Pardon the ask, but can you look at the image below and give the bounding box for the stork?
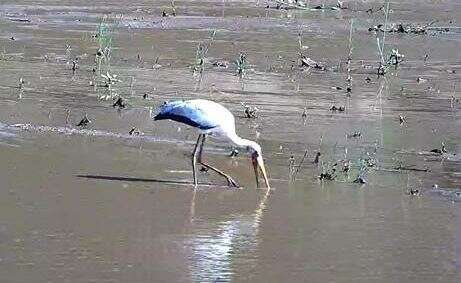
[154,99,270,189]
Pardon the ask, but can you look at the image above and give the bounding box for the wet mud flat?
[0,0,460,282]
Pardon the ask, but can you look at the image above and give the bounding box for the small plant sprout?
[153,56,162,69]
[235,52,248,76]
[192,30,217,75]
[353,157,369,184]
[399,114,406,125]
[302,107,308,119]
[374,1,406,75]
[17,77,25,99]
[336,0,345,9]
[101,71,121,87]
[192,44,206,75]
[342,159,351,173]
[387,48,405,66]
[297,31,309,50]
[162,0,177,17]
[72,59,79,73]
[171,0,177,15]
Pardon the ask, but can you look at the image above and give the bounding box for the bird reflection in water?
[185,188,271,282]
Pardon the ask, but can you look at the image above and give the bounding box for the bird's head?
[245,141,270,189]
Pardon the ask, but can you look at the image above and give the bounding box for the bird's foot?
[226,177,240,188]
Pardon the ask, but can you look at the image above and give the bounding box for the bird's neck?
[227,132,255,148]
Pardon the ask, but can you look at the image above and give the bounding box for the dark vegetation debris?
[242,103,259,118]
[113,97,126,109]
[77,114,91,127]
[407,188,421,196]
[319,172,335,181]
[299,54,326,70]
[330,105,345,112]
[347,131,362,139]
[301,107,308,119]
[313,152,321,164]
[353,177,366,184]
[429,142,447,155]
[129,127,142,135]
[368,21,440,35]
[229,149,239,157]
[212,60,229,68]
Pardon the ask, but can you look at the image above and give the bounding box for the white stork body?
[177,99,236,137]
[154,99,270,188]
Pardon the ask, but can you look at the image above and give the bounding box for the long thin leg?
[198,135,239,187]
[191,134,203,188]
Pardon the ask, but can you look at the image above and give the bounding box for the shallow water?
[0,1,460,282]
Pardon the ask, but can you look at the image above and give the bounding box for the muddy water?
[0,0,460,282]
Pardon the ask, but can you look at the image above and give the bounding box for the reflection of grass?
[0,46,5,61]
[95,17,113,75]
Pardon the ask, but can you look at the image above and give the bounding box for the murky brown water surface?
[1,1,460,282]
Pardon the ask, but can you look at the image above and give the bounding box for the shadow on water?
[76,174,196,185]
[75,174,239,189]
